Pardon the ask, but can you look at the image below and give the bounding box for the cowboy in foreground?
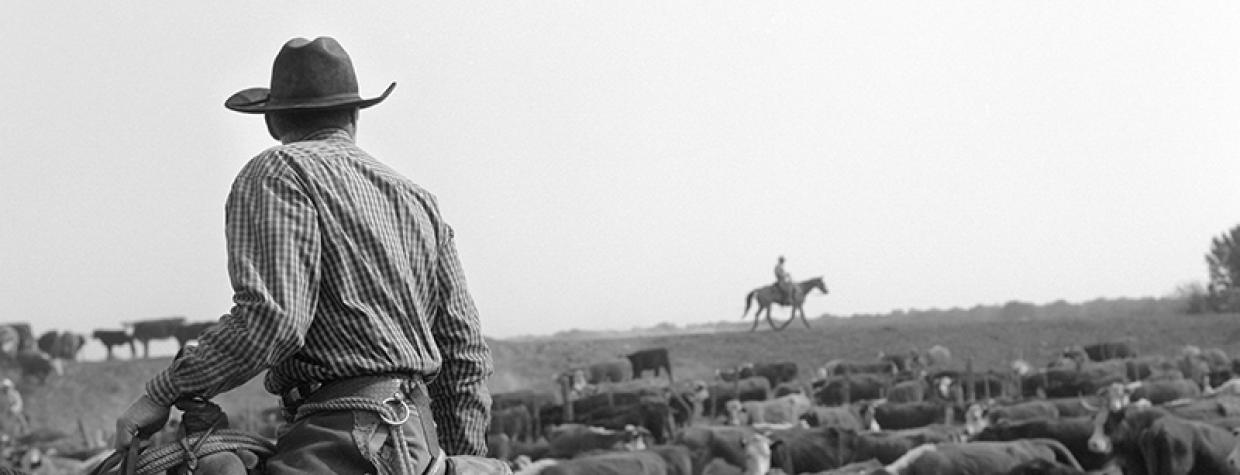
[113,37,497,474]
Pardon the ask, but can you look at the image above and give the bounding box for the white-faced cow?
[1089,404,1236,474]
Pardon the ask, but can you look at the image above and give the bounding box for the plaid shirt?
[146,129,494,455]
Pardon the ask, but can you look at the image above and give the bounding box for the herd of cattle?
[491,341,1240,474]
[0,317,214,384]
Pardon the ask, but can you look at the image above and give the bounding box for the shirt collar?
[298,128,354,143]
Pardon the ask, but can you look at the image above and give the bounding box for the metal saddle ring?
[380,392,411,425]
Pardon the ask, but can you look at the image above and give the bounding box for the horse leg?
[750,306,762,332]
[766,306,780,331]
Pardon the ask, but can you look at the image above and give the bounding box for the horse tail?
[743,290,756,318]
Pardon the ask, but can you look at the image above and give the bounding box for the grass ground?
[14,310,1240,472]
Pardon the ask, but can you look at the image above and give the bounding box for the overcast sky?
[4,2,1240,359]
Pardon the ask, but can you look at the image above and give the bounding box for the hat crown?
[268,37,361,106]
[224,36,394,113]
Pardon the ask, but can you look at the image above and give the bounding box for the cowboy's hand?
[113,395,170,451]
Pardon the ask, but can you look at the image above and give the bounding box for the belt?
[279,372,426,421]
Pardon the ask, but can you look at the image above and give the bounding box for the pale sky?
[4,2,1240,359]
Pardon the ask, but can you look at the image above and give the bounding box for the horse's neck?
[798,279,818,291]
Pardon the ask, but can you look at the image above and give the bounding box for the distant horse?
[742,277,829,331]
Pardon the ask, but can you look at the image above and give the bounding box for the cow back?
[131,317,187,340]
[648,445,692,475]
[973,417,1107,471]
[541,450,667,475]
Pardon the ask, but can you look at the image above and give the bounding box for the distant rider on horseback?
[774,255,794,303]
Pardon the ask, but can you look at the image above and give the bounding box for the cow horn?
[1079,397,1099,412]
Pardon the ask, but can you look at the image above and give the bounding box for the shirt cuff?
[145,370,179,407]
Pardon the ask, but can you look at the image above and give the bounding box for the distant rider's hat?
[225,36,395,113]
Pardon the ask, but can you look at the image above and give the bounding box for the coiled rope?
[89,430,275,475]
[132,430,275,475]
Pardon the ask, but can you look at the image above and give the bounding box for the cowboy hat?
[225,36,395,113]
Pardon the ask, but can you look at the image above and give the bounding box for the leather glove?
[113,395,171,451]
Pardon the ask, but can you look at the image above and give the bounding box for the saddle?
[90,398,273,475]
[772,282,799,304]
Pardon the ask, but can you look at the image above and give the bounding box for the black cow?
[36,331,86,360]
[871,440,1083,475]
[767,425,936,473]
[1156,394,1240,425]
[974,400,1062,427]
[888,378,931,403]
[129,317,186,358]
[626,348,672,382]
[489,405,532,443]
[813,373,891,406]
[972,417,1109,471]
[1043,397,1099,419]
[740,361,799,387]
[16,350,58,384]
[1125,355,1181,381]
[824,359,898,377]
[672,425,753,475]
[704,377,771,416]
[878,350,922,373]
[172,321,215,349]
[494,390,556,441]
[1129,379,1202,405]
[716,361,798,387]
[1005,458,1087,475]
[538,387,663,433]
[585,360,631,384]
[91,329,135,360]
[577,400,675,444]
[866,401,959,431]
[1021,366,1124,398]
[5,323,34,352]
[647,444,693,475]
[1089,405,1236,474]
[544,423,645,459]
[1082,340,1137,361]
[800,405,867,430]
[929,370,1008,401]
[540,449,667,475]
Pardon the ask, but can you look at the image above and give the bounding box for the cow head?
[1100,382,1133,412]
[724,399,745,426]
[1087,396,1153,456]
[933,376,954,400]
[620,424,647,451]
[571,369,587,393]
[964,403,989,436]
[1010,359,1033,376]
[743,432,772,475]
[857,399,884,431]
[815,367,829,381]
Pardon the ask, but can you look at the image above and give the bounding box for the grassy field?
[14,310,1240,463]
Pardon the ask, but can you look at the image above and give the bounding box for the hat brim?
[225,82,396,114]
